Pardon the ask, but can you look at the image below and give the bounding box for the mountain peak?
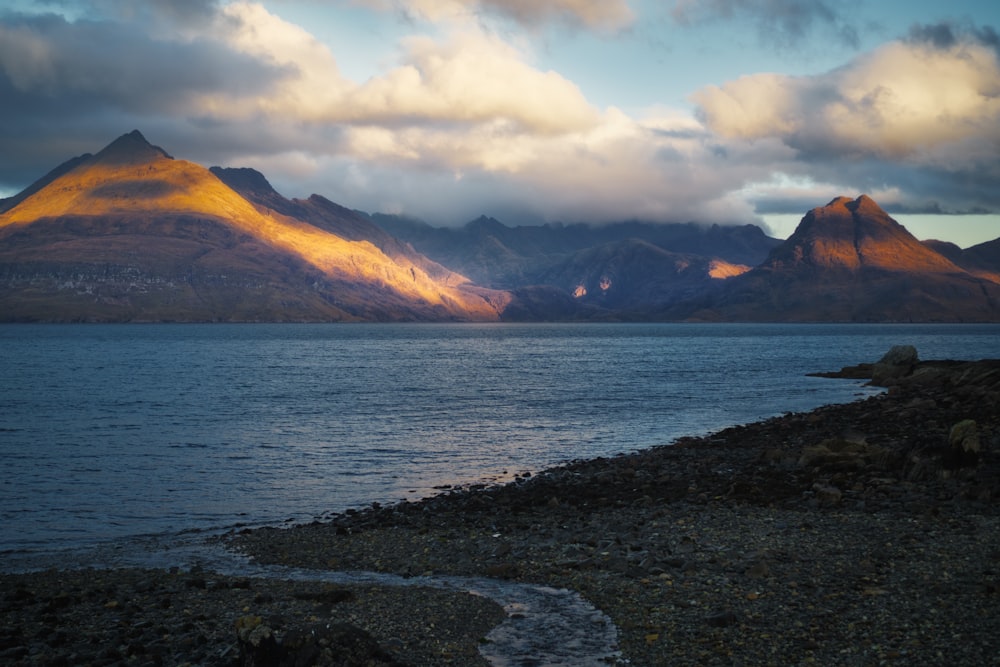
[767,195,959,273]
[844,194,885,216]
[93,130,173,166]
[822,194,884,216]
[826,195,855,208]
[211,167,280,198]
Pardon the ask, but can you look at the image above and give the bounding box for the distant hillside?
[924,237,1000,284]
[372,213,780,319]
[669,196,1000,322]
[374,214,778,289]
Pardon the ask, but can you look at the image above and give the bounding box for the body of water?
[2,322,998,567]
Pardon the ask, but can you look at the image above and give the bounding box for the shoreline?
[3,353,999,665]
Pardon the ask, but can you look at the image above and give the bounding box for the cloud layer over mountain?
[1,1,997,243]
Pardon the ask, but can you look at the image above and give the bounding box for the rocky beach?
[3,348,999,666]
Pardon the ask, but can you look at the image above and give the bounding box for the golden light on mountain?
[0,131,505,321]
[775,195,963,274]
[708,259,751,279]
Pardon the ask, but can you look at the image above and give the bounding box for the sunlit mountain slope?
[0,131,507,322]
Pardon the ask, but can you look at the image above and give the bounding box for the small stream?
[2,529,622,666]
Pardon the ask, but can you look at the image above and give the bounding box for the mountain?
[3,134,997,322]
[374,214,778,289]
[372,212,775,320]
[923,237,1000,285]
[670,196,1000,322]
[209,167,464,288]
[0,131,508,322]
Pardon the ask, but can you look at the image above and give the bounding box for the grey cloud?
[0,12,285,109]
[33,0,219,25]
[789,158,999,216]
[907,21,1000,58]
[907,22,958,49]
[671,0,860,49]
[651,127,710,140]
[0,10,290,192]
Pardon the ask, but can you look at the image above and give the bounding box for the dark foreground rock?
[0,570,503,666]
[3,352,999,666]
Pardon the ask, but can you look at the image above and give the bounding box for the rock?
[236,615,405,667]
[871,345,918,385]
[705,610,738,627]
[879,345,919,366]
[811,483,842,506]
[949,420,980,454]
[798,439,886,471]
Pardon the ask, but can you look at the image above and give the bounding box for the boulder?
[798,438,887,471]
[871,345,918,386]
[236,615,405,667]
[811,483,843,507]
[949,420,980,454]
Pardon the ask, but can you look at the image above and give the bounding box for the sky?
[1,0,998,247]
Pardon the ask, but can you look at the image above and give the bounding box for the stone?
[871,345,918,385]
[236,616,404,667]
[798,439,886,471]
[745,560,770,579]
[949,420,980,454]
[705,610,738,627]
[811,483,843,506]
[878,345,919,366]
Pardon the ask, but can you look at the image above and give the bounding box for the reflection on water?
[2,322,999,559]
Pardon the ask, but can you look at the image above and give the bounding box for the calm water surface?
[2,322,998,565]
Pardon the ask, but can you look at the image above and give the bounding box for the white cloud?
[344,30,600,132]
[692,35,1000,166]
[200,3,600,134]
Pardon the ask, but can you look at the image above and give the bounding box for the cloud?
[355,0,635,31]
[0,7,288,184]
[670,0,859,48]
[5,1,994,236]
[0,14,281,110]
[299,108,793,225]
[0,1,752,225]
[907,21,1000,53]
[692,26,1000,212]
[345,31,601,133]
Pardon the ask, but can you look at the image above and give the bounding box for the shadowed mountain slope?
[372,213,773,320]
[924,237,1000,285]
[374,214,777,289]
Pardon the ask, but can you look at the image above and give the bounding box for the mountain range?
[2,131,998,322]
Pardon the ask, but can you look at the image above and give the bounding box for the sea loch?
[2,322,998,567]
